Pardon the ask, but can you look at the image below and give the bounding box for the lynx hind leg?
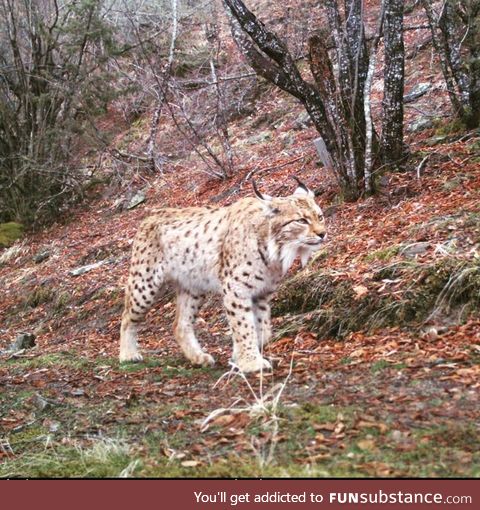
[119,245,164,363]
[120,290,145,363]
[173,292,214,367]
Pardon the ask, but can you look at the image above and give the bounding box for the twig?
[177,72,257,89]
[405,104,449,117]
[416,152,434,179]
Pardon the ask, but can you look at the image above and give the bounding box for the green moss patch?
[0,222,24,247]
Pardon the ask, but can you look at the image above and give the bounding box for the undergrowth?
[274,256,480,338]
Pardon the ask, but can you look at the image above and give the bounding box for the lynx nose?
[317,232,326,240]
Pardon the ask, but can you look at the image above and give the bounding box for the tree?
[112,0,241,179]
[422,0,480,128]
[223,0,406,199]
[382,0,405,169]
[0,0,118,225]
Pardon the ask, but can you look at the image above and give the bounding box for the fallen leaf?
[181,460,200,467]
[353,284,369,299]
[212,414,236,427]
[357,420,388,433]
[357,439,376,451]
[313,423,336,432]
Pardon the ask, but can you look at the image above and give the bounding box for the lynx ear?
[252,179,272,201]
[292,176,314,197]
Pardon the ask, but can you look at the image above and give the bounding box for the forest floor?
[1,2,480,477]
[1,119,479,477]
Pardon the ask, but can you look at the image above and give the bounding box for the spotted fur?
[119,183,326,372]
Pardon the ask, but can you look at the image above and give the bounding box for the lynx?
[119,178,326,373]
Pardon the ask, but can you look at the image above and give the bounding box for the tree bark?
[364,0,386,193]
[422,0,480,127]
[382,0,405,170]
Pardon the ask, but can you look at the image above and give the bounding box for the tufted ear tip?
[252,179,272,201]
[291,176,314,197]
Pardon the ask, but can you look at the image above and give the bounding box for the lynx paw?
[237,356,272,373]
[193,352,215,367]
[119,351,143,363]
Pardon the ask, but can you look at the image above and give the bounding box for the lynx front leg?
[253,297,272,350]
[174,292,214,367]
[224,291,272,373]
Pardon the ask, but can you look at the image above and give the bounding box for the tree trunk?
[145,0,178,172]
[223,0,358,196]
[223,0,405,199]
[422,0,480,128]
[382,0,405,170]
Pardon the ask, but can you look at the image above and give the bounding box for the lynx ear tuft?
[291,176,314,197]
[252,179,272,202]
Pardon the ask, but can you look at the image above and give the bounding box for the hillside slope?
[1,1,479,477]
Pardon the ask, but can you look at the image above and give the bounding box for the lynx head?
[253,177,326,273]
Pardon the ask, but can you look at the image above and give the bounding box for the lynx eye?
[296,218,310,225]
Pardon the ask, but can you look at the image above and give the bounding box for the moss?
[434,118,467,136]
[371,360,390,373]
[365,245,400,262]
[52,291,71,313]
[6,425,49,453]
[24,286,55,308]
[0,222,24,247]
[6,352,90,371]
[296,402,352,424]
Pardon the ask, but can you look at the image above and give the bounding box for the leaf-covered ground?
[1,1,480,478]
[1,127,479,477]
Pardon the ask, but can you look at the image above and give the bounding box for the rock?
[422,327,439,341]
[33,250,50,264]
[33,393,50,411]
[127,190,146,210]
[69,259,109,276]
[313,137,333,168]
[246,131,272,145]
[293,111,313,130]
[10,333,36,351]
[425,135,448,146]
[400,242,431,258]
[408,117,434,133]
[281,133,294,147]
[404,82,431,103]
[391,430,406,443]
